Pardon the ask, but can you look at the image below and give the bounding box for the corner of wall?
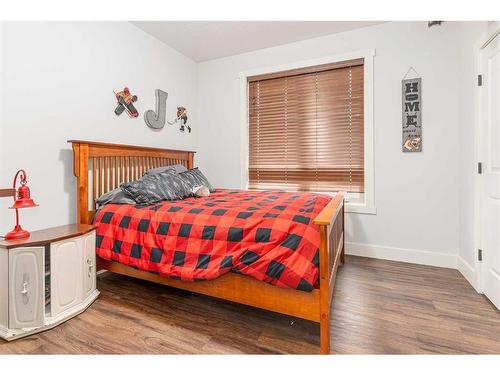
[457,255,480,292]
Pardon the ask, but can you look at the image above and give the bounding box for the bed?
[69,140,345,354]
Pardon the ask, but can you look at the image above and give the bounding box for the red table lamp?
[5,170,38,240]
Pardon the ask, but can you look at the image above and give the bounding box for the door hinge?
[478,249,483,261]
[478,74,483,86]
[478,162,483,174]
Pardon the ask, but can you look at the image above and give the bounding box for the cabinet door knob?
[87,258,94,277]
[21,277,30,304]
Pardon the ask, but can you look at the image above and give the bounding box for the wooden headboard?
[68,140,195,224]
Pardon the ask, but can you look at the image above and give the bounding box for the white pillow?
[192,185,210,197]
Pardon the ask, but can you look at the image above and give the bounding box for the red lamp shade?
[10,184,37,209]
[5,170,38,241]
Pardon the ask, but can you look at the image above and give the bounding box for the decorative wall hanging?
[114,87,138,118]
[402,67,422,152]
[168,106,191,133]
[144,89,168,129]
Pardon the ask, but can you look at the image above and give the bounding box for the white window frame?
[239,49,376,215]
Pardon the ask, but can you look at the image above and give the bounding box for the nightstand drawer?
[8,247,44,329]
[50,237,83,316]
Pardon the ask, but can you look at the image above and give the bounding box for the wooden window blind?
[248,59,364,193]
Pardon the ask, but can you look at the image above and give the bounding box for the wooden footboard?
[314,192,345,354]
[69,140,345,354]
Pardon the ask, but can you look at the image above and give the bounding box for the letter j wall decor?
[402,77,422,152]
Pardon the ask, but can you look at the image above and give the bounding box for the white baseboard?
[457,255,479,292]
[345,242,482,295]
[345,242,457,269]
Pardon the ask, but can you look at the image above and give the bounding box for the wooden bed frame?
[69,140,345,354]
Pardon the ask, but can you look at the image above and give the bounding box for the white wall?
[0,22,198,234]
[197,21,489,268]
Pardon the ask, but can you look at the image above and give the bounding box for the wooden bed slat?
[104,157,109,193]
[92,158,97,209]
[118,157,121,187]
[132,157,137,180]
[126,157,130,182]
[114,157,118,189]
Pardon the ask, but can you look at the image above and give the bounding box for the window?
[248,58,364,194]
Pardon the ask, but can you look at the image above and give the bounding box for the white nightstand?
[0,224,99,341]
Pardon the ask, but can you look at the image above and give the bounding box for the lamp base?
[5,225,30,240]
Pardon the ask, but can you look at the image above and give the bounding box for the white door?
[9,247,44,329]
[82,231,96,299]
[480,30,500,309]
[50,237,83,316]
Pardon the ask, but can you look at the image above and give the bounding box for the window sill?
[345,201,377,215]
[309,191,376,215]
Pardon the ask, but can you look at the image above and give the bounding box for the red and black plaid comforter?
[94,189,331,291]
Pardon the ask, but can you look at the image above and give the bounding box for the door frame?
[475,22,500,293]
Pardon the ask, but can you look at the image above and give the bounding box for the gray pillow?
[120,169,192,205]
[96,188,136,207]
[145,164,187,176]
[178,168,215,193]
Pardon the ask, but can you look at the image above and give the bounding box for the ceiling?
[131,21,385,62]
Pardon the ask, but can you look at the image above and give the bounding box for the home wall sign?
[144,89,168,129]
[402,69,422,152]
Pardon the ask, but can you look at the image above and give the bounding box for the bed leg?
[319,314,330,354]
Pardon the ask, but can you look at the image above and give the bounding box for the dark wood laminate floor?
[1,256,499,354]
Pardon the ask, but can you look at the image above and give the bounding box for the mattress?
[94,189,331,291]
